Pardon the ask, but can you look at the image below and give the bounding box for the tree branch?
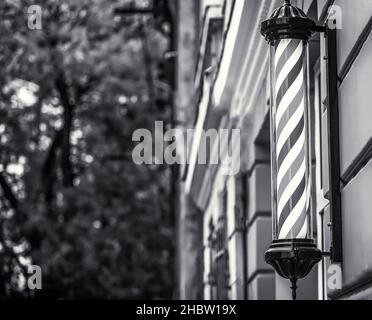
[55,74,75,188]
[41,129,63,202]
[139,22,155,110]
[114,8,153,15]
[0,172,19,211]
[102,154,133,163]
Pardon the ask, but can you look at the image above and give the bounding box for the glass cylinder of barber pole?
[269,38,313,241]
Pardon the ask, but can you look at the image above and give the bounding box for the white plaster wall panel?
[338,34,372,174]
[341,160,372,288]
[334,0,372,72]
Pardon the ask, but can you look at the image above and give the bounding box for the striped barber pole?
[274,39,310,240]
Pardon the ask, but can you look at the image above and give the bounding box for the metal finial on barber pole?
[261,0,322,300]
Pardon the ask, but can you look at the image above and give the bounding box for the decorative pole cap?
[261,0,316,44]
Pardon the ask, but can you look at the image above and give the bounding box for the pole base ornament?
[265,240,322,300]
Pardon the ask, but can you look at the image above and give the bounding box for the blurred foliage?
[0,0,174,299]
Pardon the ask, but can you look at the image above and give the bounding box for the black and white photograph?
[0,0,371,307]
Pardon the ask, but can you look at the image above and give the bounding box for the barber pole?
[266,3,314,241]
[261,0,322,300]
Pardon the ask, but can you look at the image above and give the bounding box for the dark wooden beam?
[326,25,343,264]
[114,7,153,15]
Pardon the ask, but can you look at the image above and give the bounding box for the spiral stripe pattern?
[274,39,310,240]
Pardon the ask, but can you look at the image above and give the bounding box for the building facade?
[174,0,372,300]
